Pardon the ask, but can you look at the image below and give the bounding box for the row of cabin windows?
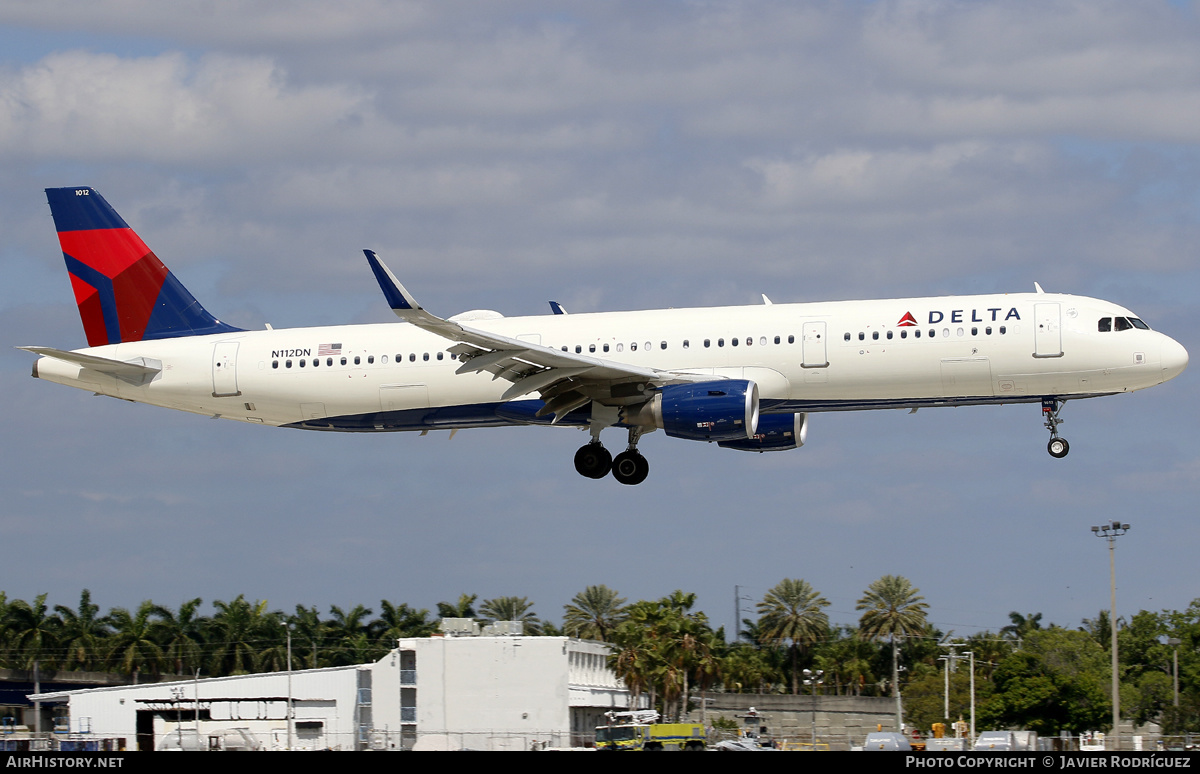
[271,352,459,369]
[844,326,1008,343]
[562,335,797,354]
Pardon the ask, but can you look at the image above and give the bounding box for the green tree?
[979,628,1110,735]
[106,601,166,678]
[563,585,627,641]
[7,594,61,670]
[479,597,542,635]
[757,579,830,694]
[55,590,110,672]
[151,598,207,675]
[208,595,282,676]
[858,575,929,716]
[437,594,478,620]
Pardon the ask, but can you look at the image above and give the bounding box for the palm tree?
[757,579,830,694]
[479,597,542,635]
[290,605,327,669]
[55,590,110,672]
[1002,611,1044,642]
[437,594,478,620]
[373,600,437,649]
[152,598,207,675]
[208,595,282,676]
[857,575,929,724]
[563,585,628,641]
[327,604,375,665]
[7,594,61,670]
[106,601,166,679]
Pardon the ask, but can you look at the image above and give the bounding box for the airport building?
[28,626,630,751]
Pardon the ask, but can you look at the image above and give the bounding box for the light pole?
[282,621,294,751]
[1092,520,1129,751]
[1168,637,1181,708]
[803,669,824,747]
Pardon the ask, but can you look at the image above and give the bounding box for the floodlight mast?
[1092,520,1129,751]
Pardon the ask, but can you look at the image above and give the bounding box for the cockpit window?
[1115,317,1132,331]
[1129,317,1150,330]
[1098,317,1111,332]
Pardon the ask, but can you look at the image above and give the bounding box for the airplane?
[21,187,1189,485]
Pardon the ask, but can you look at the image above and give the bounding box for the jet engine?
[623,380,759,442]
[718,412,808,452]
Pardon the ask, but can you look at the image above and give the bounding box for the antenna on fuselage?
[1034,282,1045,294]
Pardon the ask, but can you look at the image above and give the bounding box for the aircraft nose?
[1161,336,1189,382]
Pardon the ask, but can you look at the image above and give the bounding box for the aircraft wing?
[365,251,711,420]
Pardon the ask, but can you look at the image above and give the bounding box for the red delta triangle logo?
[897,312,918,327]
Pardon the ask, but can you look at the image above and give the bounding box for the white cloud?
[0,50,374,162]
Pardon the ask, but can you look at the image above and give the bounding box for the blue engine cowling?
[656,380,760,442]
[718,412,808,452]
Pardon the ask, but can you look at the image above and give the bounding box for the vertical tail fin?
[45,187,241,346]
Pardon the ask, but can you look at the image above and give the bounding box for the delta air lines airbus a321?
[22,187,1189,485]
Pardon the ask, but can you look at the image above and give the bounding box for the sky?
[1,0,1198,642]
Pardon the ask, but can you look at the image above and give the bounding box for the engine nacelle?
[624,380,759,442]
[718,412,807,452]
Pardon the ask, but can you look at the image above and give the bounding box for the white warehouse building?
[30,632,631,751]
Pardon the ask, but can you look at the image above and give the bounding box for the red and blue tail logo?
[45,187,241,346]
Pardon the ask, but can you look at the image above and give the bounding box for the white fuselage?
[32,292,1187,432]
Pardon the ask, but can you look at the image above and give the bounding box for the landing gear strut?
[1043,398,1069,458]
[612,427,650,486]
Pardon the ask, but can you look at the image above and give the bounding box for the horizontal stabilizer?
[19,346,161,385]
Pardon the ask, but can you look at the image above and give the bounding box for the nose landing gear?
[1043,398,1069,458]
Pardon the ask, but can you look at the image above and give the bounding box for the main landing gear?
[574,427,650,485]
[1043,398,1069,458]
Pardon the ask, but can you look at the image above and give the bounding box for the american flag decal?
[318,343,342,356]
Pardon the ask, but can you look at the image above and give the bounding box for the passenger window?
[704,339,711,348]
[299,359,306,367]
[970,327,977,336]
[575,345,582,353]
[340,357,347,365]
[617,343,624,352]
[1098,317,1112,332]
[354,356,361,365]
[914,330,921,338]
[437,352,444,360]
[589,344,596,353]
[718,338,724,347]
[603,344,610,352]
[900,330,907,339]
[886,331,893,340]
[731,338,739,347]
[410,354,416,362]
[844,333,851,342]
[858,332,865,341]
[312,358,319,367]
[929,330,936,338]
[423,353,429,361]
[872,331,879,341]
[368,355,375,364]
[788,335,794,344]
[286,360,292,368]
[985,327,992,335]
[644,342,651,351]
[774,336,780,344]
[272,360,279,369]
[660,341,667,350]
[1000,326,1006,334]
[631,342,638,351]
[682,340,689,349]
